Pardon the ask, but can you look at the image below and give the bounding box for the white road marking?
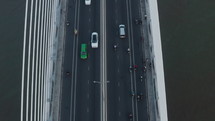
[87,108,89,113]
[72,1,81,121]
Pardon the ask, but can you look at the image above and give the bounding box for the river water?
[158,0,215,120]
[0,0,25,120]
[0,0,215,121]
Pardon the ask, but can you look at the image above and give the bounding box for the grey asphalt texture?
[60,0,149,121]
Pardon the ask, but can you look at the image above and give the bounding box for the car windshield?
[92,35,97,43]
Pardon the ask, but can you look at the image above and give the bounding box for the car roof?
[81,44,87,51]
[92,32,98,35]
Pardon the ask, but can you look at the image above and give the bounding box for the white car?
[85,0,91,5]
[119,24,125,38]
[91,32,98,48]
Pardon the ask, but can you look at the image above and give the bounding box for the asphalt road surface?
[106,0,148,121]
[60,0,149,121]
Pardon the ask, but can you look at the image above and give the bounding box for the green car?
[80,44,87,59]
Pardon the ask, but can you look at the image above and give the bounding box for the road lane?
[61,0,149,121]
[60,0,76,120]
[106,0,149,121]
[106,0,133,121]
[75,1,101,121]
[130,0,149,120]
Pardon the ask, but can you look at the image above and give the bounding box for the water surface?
[0,0,25,120]
[158,0,215,120]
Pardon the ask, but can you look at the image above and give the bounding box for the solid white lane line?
[89,7,91,12]
[72,0,81,121]
[70,0,78,120]
[87,107,89,113]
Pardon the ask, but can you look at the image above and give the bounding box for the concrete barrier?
[143,0,168,120]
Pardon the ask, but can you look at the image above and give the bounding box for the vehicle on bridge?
[81,44,87,59]
[119,24,125,38]
[91,32,99,48]
[85,0,91,5]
